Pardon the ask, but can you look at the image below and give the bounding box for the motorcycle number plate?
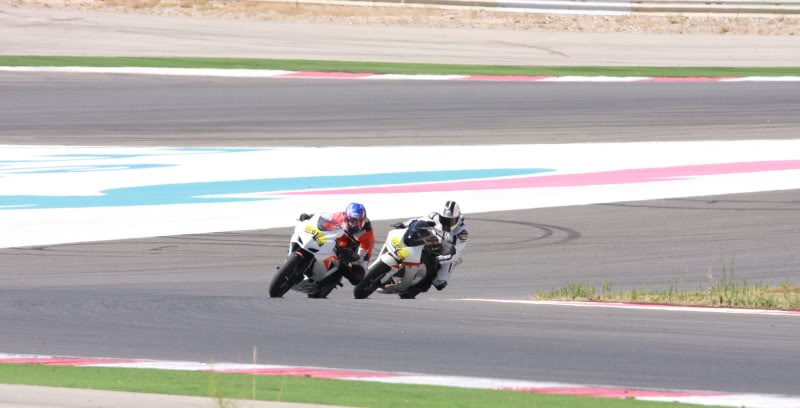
[390,237,410,260]
[304,224,327,246]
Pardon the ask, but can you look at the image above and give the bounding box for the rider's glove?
[432,280,448,291]
[390,222,405,229]
[340,247,359,263]
[298,213,312,222]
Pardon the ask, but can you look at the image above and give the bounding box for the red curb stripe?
[507,386,724,398]
[0,357,138,366]
[214,367,400,378]
[279,71,375,78]
[460,75,554,81]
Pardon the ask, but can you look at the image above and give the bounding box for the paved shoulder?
[0,385,343,408]
[2,5,799,66]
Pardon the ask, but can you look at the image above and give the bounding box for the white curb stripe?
[363,74,469,80]
[642,394,800,408]
[720,76,800,82]
[358,374,579,389]
[539,76,650,82]
[2,66,800,82]
[460,299,800,316]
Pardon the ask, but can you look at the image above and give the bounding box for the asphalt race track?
[1,73,799,395]
[2,73,800,145]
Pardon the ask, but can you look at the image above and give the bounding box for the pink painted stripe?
[215,367,399,379]
[0,357,138,366]
[460,75,555,81]
[508,386,724,398]
[642,77,734,82]
[283,160,800,195]
[278,71,374,79]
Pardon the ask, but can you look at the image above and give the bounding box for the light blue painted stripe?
[0,168,551,210]
[0,148,268,174]
[0,164,172,174]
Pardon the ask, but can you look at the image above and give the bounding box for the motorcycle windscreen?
[316,212,341,232]
[403,220,439,247]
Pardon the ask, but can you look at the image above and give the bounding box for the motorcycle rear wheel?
[399,259,437,299]
[353,261,391,299]
[269,253,303,298]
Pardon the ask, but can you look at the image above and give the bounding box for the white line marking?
[642,394,800,408]
[721,76,800,82]
[460,299,800,316]
[363,74,469,80]
[539,76,650,82]
[2,66,800,82]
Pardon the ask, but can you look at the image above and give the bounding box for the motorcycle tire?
[399,291,419,299]
[399,259,436,299]
[269,253,303,298]
[353,260,391,299]
[308,272,342,299]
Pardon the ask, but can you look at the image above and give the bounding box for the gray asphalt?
[2,73,800,145]
[2,193,800,394]
[1,75,800,395]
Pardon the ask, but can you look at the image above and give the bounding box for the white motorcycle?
[269,213,358,298]
[353,220,443,299]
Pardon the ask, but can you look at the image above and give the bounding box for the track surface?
[2,75,800,395]
[1,73,800,145]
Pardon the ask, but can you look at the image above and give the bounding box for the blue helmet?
[344,203,367,234]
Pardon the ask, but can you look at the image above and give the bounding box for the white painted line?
[363,74,469,80]
[642,394,800,408]
[720,76,800,82]
[2,66,800,82]
[539,76,650,82]
[358,374,579,389]
[460,299,800,316]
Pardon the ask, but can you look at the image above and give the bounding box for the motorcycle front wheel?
[269,253,303,298]
[353,260,392,299]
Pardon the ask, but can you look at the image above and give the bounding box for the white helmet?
[439,200,462,232]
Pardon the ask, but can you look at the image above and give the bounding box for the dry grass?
[9,0,800,35]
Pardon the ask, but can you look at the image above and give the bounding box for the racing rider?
[299,203,375,293]
[391,200,468,292]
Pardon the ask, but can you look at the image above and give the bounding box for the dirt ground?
[5,0,800,36]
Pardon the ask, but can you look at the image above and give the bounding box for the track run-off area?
[2,73,800,406]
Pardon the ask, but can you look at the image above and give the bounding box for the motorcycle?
[269,213,358,298]
[353,219,443,299]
